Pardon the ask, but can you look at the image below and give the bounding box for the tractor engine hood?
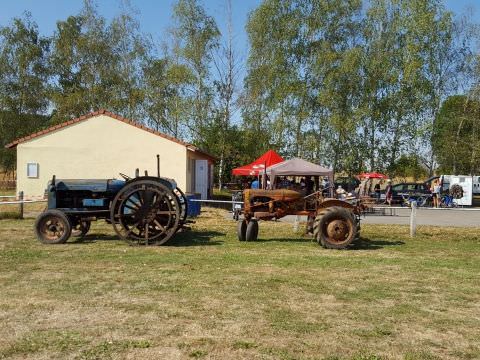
[244,189,303,202]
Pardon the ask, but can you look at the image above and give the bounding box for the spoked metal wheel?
[110,180,181,245]
[34,209,72,244]
[174,187,188,228]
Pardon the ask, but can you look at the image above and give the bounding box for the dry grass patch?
[0,207,479,359]
[0,200,46,219]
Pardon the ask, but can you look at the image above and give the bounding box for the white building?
[5,109,215,199]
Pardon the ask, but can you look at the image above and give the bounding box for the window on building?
[27,163,39,178]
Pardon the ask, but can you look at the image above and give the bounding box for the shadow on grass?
[254,237,314,243]
[167,229,225,246]
[70,234,118,244]
[69,229,225,247]
[253,236,405,250]
[351,238,405,250]
[0,212,22,220]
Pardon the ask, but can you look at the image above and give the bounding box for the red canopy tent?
[232,150,284,176]
[358,172,388,179]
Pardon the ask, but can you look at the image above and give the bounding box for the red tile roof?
[5,109,216,161]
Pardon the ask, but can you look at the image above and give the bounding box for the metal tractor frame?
[237,188,363,249]
[34,173,188,246]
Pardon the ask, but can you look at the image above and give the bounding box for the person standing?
[366,178,373,196]
[432,179,441,208]
[305,176,314,195]
[358,179,366,196]
[385,179,393,206]
[336,185,347,200]
[374,181,381,202]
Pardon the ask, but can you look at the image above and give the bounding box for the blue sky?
[0,0,477,63]
[0,0,259,62]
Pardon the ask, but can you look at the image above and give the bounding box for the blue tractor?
[34,172,187,245]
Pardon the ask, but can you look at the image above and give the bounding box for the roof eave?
[187,146,217,162]
[3,110,216,162]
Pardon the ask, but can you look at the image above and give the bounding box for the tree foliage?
[49,0,150,122]
[433,95,480,175]
[170,0,220,142]
[0,13,50,174]
[244,0,476,177]
[0,0,479,182]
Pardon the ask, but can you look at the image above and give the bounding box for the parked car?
[373,182,431,204]
[391,182,431,205]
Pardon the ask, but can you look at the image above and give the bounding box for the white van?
[440,175,473,206]
[472,176,480,195]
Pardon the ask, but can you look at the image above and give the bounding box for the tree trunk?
[452,117,465,175]
[470,116,477,175]
[389,114,402,171]
[369,118,375,171]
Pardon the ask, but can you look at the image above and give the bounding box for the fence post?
[19,191,24,219]
[410,201,417,237]
[293,215,300,232]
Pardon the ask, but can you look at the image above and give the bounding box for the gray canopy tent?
[264,158,334,195]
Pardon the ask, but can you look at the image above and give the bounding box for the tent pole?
[262,161,267,189]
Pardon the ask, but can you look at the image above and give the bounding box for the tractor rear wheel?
[35,209,72,244]
[237,219,247,241]
[110,179,181,245]
[174,187,188,229]
[245,219,259,241]
[314,206,357,249]
[349,212,361,241]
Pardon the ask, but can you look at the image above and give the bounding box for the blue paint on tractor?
[82,198,107,207]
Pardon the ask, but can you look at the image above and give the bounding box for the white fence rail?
[0,199,47,205]
[0,191,46,219]
[367,205,480,237]
[189,199,243,204]
[2,196,479,236]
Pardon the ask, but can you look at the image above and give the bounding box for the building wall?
[16,115,188,197]
[186,150,214,196]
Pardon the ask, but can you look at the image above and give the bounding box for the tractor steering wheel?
[119,173,131,181]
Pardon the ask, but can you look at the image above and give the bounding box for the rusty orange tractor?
[237,188,363,249]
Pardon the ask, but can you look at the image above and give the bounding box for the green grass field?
[0,208,479,359]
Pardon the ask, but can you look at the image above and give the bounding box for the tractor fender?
[318,199,354,212]
[125,176,176,191]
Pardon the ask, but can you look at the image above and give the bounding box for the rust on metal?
[242,189,362,221]
[326,220,349,242]
[238,184,364,248]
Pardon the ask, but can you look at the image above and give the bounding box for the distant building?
[5,109,215,199]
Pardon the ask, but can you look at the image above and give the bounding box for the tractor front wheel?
[237,219,247,241]
[245,219,259,241]
[314,207,357,249]
[35,210,72,244]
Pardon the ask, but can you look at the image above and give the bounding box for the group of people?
[248,175,328,196]
[358,177,444,207]
[339,178,394,204]
[246,173,450,208]
[358,178,388,198]
[355,177,392,203]
[277,176,316,194]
